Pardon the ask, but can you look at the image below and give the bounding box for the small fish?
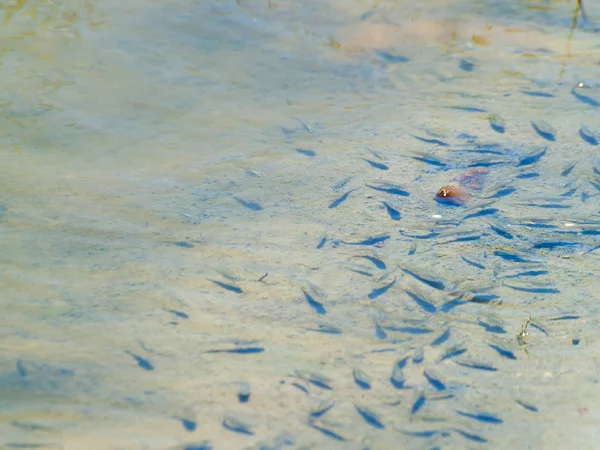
[431,328,451,347]
[494,250,536,263]
[354,404,385,429]
[381,201,401,221]
[517,172,540,179]
[454,359,497,371]
[361,158,389,170]
[399,230,440,239]
[366,182,410,197]
[478,321,506,334]
[503,283,559,294]
[549,315,580,321]
[561,162,577,176]
[399,265,445,290]
[353,368,371,390]
[438,345,467,362]
[126,351,154,371]
[390,364,406,389]
[16,360,27,377]
[172,241,194,248]
[423,369,446,391]
[238,165,264,178]
[515,399,538,412]
[209,279,243,294]
[350,255,386,270]
[411,153,447,166]
[310,399,336,418]
[405,287,437,313]
[570,87,600,107]
[456,410,503,424]
[233,196,264,211]
[316,236,327,249]
[461,255,485,269]
[238,382,251,403]
[435,234,481,245]
[206,346,265,354]
[516,148,547,167]
[521,90,555,98]
[332,175,353,191]
[488,221,513,239]
[176,417,197,432]
[462,207,498,221]
[411,392,427,414]
[446,106,486,112]
[341,234,390,246]
[580,125,600,145]
[408,241,417,255]
[488,343,516,360]
[308,418,347,441]
[411,135,449,147]
[532,241,579,249]
[223,415,254,435]
[459,58,475,72]
[329,188,357,209]
[302,288,327,315]
[377,50,410,63]
[374,322,388,340]
[467,157,509,168]
[531,121,555,141]
[165,309,189,319]
[296,148,316,157]
[413,347,425,364]
[368,277,396,299]
[452,428,488,443]
[295,370,333,390]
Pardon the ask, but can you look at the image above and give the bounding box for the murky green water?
[2,0,600,448]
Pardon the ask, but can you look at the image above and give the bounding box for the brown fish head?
[435,184,469,206]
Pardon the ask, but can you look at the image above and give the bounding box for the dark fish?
[223,416,254,435]
[411,153,447,166]
[341,234,390,246]
[516,148,547,167]
[461,255,485,269]
[377,50,410,63]
[384,325,433,334]
[517,172,540,179]
[453,144,505,155]
[489,222,513,239]
[302,288,327,315]
[291,382,309,395]
[316,236,327,249]
[561,162,577,176]
[493,250,535,263]
[440,298,467,312]
[238,382,251,403]
[488,344,516,360]
[478,321,506,334]
[233,196,264,211]
[504,284,559,294]
[126,352,153,371]
[570,87,600,107]
[296,148,316,157]
[183,444,213,450]
[400,429,447,438]
[456,410,503,424]
[454,359,497,371]
[525,202,571,209]
[176,417,197,432]
[498,269,549,279]
[306,324,342,334]
[411,135,449,147]
[489,114,506,133]
[366,183,410,197]
[408,241,417,255]
[165,309,189,319]
[329,189,356,209]
[374,322,388,340]
[353,368,371,390]
[467,157,509,168]
[560,187,578,197]
[411,393,426,414]
[332,175,353,191]
[399,266,445,290]
[521,90,555,98]
[381,201,401,220]
[206,346,265,354]
[446,106,486,112]
[580,125,600,145]
[413,347,425,364]
[435,234,481,245]
[532,241,579,249]
[16,360,27,378]
[462,208,498,221]
[350,255,386,270]
[209,279,243,294]
[438,346,467,362]
[310,399,335,418]
[354,404,385,429]
[405,287,437,313]
[515,399,538,412]
[459,58,475,71]
[549,315,580,321]
[531,121,555,141]
[308,419,347,441]
[390,364,406,389]
[431,329,451,347]
[295,370,333,390]
[452,428,488,443]
[368,277,396,299]
[172,241,194,248]
[423,369,446,391]
[361,158,389,170]
[399,230,440,239]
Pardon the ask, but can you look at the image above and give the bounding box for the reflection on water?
[2,0,600,448]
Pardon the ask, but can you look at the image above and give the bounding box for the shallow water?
[2,0,600,448]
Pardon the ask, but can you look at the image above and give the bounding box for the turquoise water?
[2,0,600,448]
